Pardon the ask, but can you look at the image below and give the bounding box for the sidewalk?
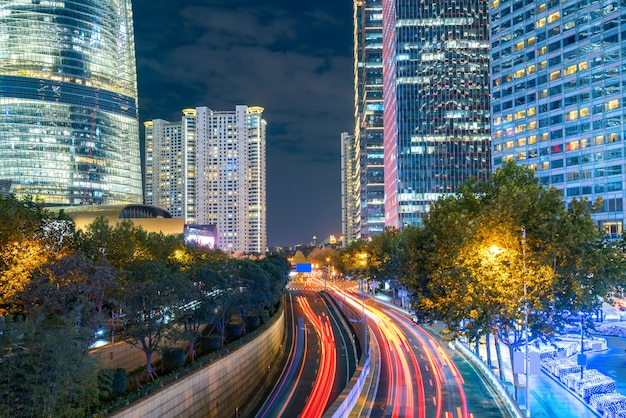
[372,291,626,418]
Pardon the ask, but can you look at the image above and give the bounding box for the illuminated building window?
[539,89,548,99]
[538,60,547,70]
[607,133,620,143]
[579,62,588,71]
[514,69,525,78]
[540,161,550,170]
[528,163,538,171]
[527,65,536,74]
[580,107,590,117]
[517,152,527,160]
[606,100,619,110]
[505,140,514,150]
[529,121,537,129]
[495,143,503,151]
[514,41,525,52]
[594,135,604,145]
[566,140,579,151]
[527,37,536,46]
[529,135,537,144]
[528,107,536,116]
[495,130,502,138]
[515,110,526,120]
[506,114,513,122]
[564,65,577,76]
[580,139,589,148]
[538,46,547,56]
[540,132,549,141]
[493,116,502,126]
[492,0,499,6]
[537,18,546,28]
[548,12,560,23]
[516,124,527,133]
[504,155,515,162]
[550,70,561,81]
[517,138,527,146]
[566,110,578,121]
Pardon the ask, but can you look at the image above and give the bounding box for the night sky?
[132,0,354,248]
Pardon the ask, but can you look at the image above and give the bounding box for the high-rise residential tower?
[353,0,386,240]
[0,1,142,205]
[380,0,491,229]
[490,0,625,237]
[341,131,360,245]
[145,106,267,254]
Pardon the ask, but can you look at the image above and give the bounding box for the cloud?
[134,0,353,245]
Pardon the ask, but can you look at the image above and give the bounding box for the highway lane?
[254,282,357,417]
[328,282,513,418]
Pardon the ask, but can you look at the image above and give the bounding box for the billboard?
[295,263,312,273]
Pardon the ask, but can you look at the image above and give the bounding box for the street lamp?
[522,226,530,418]
[324,257,330,292]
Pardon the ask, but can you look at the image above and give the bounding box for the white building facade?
[145,105,267,254]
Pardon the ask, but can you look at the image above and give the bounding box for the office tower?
[490,0,625,237]
[380,0,491,229]
[145,106,267,254]
[341,131,359,245]
[354,0,386,240]
[0,1,142,205]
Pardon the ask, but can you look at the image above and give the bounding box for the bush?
[226,323,242,340]
[112,368,127,395]
[98,368,127,400]
[161,348,185,373]
[246,315,261,331]
[199,335,221,354]
[260,309,270,324]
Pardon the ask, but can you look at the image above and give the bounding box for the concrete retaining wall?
[108,309,285,418]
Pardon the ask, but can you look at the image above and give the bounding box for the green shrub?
[112,368,127,394]
[260,309,270,324]
[226,323,242,340]
[246,315,261,331]
[161,348,185,373]
[199,335,221,354]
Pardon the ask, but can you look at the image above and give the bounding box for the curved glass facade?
[0,1,142,205]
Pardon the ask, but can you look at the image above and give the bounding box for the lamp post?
[522,226,530,418]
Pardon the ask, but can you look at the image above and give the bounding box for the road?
[329,282,514,418]
[253,282,357,417]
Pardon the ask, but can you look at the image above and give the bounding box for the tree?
[0,310,99,417]
[408,162,610,378]
[117,259,178,381]
[0,196,73,314]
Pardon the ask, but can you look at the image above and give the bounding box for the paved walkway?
[372,292,626,418]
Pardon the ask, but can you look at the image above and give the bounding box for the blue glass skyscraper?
[380,0,491,229]
[0,1,142,205]
[490,0,626,237]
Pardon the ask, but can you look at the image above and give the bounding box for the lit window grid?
[354,0,386,240]
[0,1,137,97]
[489,0,626,230]
[383,0,491,229]
[0,0,141,205]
